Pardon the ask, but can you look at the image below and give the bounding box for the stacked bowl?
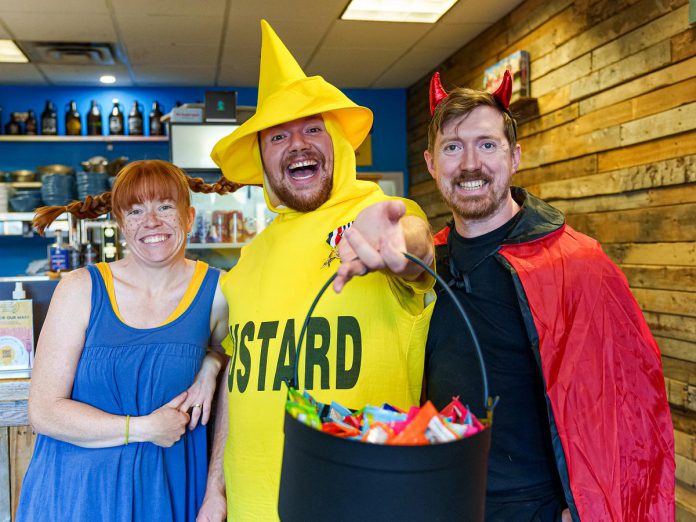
[10,188,43,212]
[41,173,76,206]
[76,171,110,200]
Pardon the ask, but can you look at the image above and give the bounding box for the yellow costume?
[211,21,435,521]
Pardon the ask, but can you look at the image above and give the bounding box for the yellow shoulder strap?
[160,260,209,325]
[95,260,209,327]
[95,262,125,323]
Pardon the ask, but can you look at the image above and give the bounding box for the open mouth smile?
[286,159,319,181]
[140,234,171,244]
[456,179,488,191]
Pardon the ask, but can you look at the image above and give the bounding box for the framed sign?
[483,51,530,103]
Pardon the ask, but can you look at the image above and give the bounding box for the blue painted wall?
[0,85,407,175]
[1,236,52,277]
[0,84,407,276]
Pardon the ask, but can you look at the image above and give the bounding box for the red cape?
[435,219,674,520]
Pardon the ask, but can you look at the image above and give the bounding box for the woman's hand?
[135,391,190,447]
[180,352,226,430]
[196,489,227,521]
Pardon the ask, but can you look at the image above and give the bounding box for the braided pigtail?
[33,192,112,236]
[187,175,244,196]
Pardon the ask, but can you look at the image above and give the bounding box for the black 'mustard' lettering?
[257,321,279,391]
[236,321,254,393]
[336,316,362,389]
[273,319,297,391]
[304,317,330,390]
[227,323,239,392]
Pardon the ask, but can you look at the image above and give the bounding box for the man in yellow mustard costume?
[198,20,435,521]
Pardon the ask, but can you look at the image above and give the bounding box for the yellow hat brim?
[211,76,373,185]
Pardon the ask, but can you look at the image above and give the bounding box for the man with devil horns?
[423,70,674,521]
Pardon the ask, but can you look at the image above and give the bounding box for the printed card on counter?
[0,299,34,378]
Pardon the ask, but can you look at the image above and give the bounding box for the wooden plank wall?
[406,0,696,517]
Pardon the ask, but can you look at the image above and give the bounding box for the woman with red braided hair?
[17,160,240,522]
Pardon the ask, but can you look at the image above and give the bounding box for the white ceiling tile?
[389,47,456,75]
[112,0,226,16]
[0,63,46,84]
[321,20,431,50]
[223,19,320,69]
[216,64,260,88]
[116,14,223,48]
[39,64,132,85]
[2,13,116,42]
[217,43,313,87]
[228,0,346,24]
[131,65,216,86]
[308,47,404,88]
[128,44,218,67]
[0,0,513,87]
[443,0,523,24]
[0,0,108,14]
[218,50,260,86]
[372,68,426,88]
[416,22,489,49]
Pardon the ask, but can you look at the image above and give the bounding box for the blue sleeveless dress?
[17,264,220,522]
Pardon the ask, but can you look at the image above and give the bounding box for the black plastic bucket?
[278,254,493,521]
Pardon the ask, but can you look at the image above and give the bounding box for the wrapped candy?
[285,388,486,446]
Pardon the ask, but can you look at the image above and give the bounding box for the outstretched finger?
[345,228,384,271]
[333,258,368,293]
[380,237,408,274]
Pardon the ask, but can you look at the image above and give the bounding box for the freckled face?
[120,199,194,266]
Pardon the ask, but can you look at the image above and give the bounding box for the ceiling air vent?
[18,42,119,66]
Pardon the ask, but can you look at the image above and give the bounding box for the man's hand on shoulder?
[333,200,432,293]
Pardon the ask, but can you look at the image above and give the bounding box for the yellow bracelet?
[125,415,130,445]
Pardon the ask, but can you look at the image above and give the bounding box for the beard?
[438,171,509,220]
[266,150,333,212]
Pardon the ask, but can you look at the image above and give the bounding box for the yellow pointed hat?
[211,20,373,185]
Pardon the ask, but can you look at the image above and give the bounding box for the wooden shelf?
[0,212,53,222]
[0,135,168,143]
[0,182,41,189]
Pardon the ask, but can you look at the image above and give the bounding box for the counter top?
[0,276,51,283]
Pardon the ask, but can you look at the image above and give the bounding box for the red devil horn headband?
[429,72,448,115]
[429,69,513,115]
[492,69,512,109]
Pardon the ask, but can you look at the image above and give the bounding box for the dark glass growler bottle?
[87,100,102,135]
[25,110,37,135]
[127,101,143,136]
[65,100,82,135]
[149,101,164,136]
[108,98,124,135]
[40,100,58,135]
[4,112,21,135]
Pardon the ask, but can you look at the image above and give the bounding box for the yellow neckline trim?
[95,260,208,327]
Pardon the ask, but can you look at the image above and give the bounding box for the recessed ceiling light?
[99,75,116,84]
[0,40,28,63]
[341,0,457,23]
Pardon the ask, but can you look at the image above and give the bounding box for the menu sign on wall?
[0,299,34,377]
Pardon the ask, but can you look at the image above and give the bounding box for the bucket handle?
[289,252,493,415]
